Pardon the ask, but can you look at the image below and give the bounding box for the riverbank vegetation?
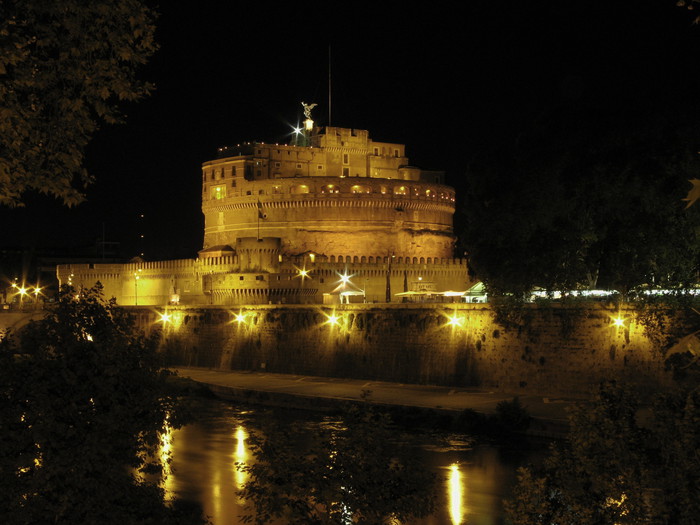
[236,402,438,524]
[0,285,206,524]
[505,381,700,524]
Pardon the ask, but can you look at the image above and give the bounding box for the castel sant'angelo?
[57,105,472,305]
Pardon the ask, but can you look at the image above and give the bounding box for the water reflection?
[233,425,248,500]
[159,416,174,499]
[449,463,464,525]
[159,401,537,524]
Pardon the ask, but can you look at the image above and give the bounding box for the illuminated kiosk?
[57,108,471,305]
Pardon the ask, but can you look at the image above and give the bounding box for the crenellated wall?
[56,256,472,306]
[137,303,677,397]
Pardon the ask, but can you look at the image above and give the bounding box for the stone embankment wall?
[136,303,680,397]
[0,311,48,335]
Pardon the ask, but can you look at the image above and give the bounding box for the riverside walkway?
[172,367,584,438]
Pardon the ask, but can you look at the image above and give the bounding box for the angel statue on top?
[301,102,317,120]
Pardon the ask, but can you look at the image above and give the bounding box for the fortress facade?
[203,126,455,259]
[57,114,472,305]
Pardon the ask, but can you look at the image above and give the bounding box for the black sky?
[2,1,699,263]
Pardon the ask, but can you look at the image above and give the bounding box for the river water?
[159,399,543,524]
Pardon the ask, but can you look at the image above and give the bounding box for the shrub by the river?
[0,284,206,524]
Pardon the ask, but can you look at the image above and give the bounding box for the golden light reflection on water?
[159,417,174,500]
[448,463,465,525]
[234,425,248,499]
[212,468,222,522]
[159,407,522,525]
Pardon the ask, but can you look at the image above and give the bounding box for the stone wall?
[202,176,456,258]
[140,303,678,397]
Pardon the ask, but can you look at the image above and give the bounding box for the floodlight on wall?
[233,311,248,324]
[446,312,464,328]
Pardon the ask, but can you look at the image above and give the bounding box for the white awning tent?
[394,290,469,302]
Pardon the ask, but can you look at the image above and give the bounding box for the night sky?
[2,1,699,265]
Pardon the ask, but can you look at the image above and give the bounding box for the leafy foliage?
[461,109,700,298]
[0,284,205,524]
[237,404,437,524]
[0,0,157,206]
[505,381,700,524]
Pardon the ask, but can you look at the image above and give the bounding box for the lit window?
[394,186,407,196]
[212,185,226,200]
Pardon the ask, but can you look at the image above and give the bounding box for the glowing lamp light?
[158,312,172,324]
[338,273,352,285]
[612,316,626,328]
[447,314,463,328]
[327,314,340,326]
[233,311,248,324]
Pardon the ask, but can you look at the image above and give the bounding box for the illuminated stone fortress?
[57,107,471,305]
